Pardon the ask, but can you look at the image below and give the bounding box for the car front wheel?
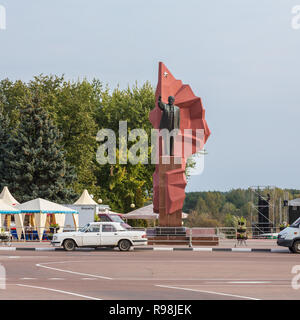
[118,239,131,252]
[292,240,300,254]
[63,239,76,251]
[289,247,295,253]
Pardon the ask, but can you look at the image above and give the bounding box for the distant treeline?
[183,188,300,227]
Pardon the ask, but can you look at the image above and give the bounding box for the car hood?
[278,227,291,237]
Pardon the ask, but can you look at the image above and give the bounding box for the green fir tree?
[0,111,11,190]
[2,98,77,203]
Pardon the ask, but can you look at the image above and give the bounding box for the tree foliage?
[0,76,158,211]
[0,99,77,203]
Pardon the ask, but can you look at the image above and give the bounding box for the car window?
[86,225,100,233]
[99,215,111,222]
[102,225,116,232]
[291,217,300,228]
[80,223,90,232]
[110,215,124,223]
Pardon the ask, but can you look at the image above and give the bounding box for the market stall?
[17,198,78,241]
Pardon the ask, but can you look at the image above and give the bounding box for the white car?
[51,222,147,251]
[277,217,300,253]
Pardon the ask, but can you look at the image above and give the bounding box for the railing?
[146,227,219,246]
[0,225,282,244]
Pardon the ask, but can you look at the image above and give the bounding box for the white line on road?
[156,285,260,300]
[48,278,65,280]
[20,278,37,280]
[227,281,272,284]
[16,284,102,300]
[36,262,113,280]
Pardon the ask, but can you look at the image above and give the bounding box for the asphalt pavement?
[0,249,299,300]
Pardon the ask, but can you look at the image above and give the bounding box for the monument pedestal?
[158,156,183,227]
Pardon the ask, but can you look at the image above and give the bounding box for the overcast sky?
[0,0,300,192]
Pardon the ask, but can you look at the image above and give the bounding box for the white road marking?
[36,262,113,280]
[156,285,260,300]
[0,247,16,251]
[153,247,173,251]
[116,277,287,281]
[16,284,102,300]
[81,278,96,280]
[8,256,20,259]
[227,281,272,284]
[20,278,37,280]
[48,278,65,280]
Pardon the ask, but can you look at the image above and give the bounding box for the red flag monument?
[149,62,211,227]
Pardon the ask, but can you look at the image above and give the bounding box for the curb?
[140,247,289,253]
[0,246,289,253]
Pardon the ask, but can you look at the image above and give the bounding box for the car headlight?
[53,236,58,241]
[279,233,286,239]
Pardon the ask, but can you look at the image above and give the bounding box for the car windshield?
[110,215,124,223]
[290,218,300,228]
[79,223,90,232]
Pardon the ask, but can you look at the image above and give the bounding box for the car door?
[82,225,101,246]
[100,224,119,246]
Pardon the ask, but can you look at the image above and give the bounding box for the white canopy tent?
[64,190,109,230]
[0,186,19,206]
[0,187,24,240]
[123,204,189,220]
[0,199,21,226]
[18,198,78,241]
[74,189,97,205]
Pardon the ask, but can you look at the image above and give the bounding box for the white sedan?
[51,222,147,251]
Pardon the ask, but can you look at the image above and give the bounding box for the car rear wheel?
[118,239,131,252]
[63,239,76,251]
[292,240,300,254]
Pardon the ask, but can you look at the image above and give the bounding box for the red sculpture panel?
[149,62,211,216]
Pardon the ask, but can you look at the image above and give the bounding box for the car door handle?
[114,233,118,235]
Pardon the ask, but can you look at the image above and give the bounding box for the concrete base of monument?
[147,227,219,246]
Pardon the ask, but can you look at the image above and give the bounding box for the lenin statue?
[158,95,180,156]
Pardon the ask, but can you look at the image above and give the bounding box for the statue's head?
[168,96,175,105]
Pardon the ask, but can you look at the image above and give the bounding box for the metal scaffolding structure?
[250,186,276,235]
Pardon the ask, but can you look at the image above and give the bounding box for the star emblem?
[163,71,168,78]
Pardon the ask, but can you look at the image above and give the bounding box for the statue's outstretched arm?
[158,95,166,111]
